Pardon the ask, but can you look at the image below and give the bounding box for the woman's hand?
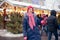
[24,37,27,40]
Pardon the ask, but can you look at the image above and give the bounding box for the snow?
[0,29,23,37]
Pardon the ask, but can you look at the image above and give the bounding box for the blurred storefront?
[0,0,60,34]
[0,0,51,15]
[0,0,60,19]
[0,0,50,31]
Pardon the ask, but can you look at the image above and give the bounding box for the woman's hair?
[46,15,48,17]
[37,14,40,18]
[27,6,34,13]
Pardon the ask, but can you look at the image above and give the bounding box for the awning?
[5,0,40,8]
[0,0,5,6]
[0,0,52,10]
[0,0,60,11]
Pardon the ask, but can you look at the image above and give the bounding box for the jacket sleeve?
[23,16,27,37]
[54,18,58,29]
[36,16,40,25]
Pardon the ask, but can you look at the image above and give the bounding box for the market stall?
[0,0,56,34]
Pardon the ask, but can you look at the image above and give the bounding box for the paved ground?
[0,30,60,40]
[0,35,60,40]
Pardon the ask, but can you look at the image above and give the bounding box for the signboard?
[13,0,22,2]
[32,0,46,6]
[0,0,4,4]
[32,0,40,5]
[40,0,45,6]
[12,0,46,6]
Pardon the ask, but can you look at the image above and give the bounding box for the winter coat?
[23,13,41,40]
[47,15,58,31]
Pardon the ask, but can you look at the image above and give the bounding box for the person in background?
[23,6,41,40]
[37,14,40,19]
[37,14,42,30]
[43,15,48,35]
[40,14,48,36]
[47,10,58,40]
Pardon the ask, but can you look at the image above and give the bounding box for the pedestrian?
[23,6,41,40]
[47,10,58,40]
[37,14,42,30]
[40,14,48,36]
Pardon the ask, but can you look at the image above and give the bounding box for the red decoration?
[14,6,16,11]
[3,8,7,16]
[42,10,44,13]
[3,8,7,29]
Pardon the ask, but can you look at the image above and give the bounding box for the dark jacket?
[47,15,58,31]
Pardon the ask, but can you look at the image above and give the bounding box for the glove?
[24,37,27,40]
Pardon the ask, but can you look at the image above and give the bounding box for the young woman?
[23,6,41,40]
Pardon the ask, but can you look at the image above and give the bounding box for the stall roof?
[5,0,40,8]
[0,0,52,10]
[0,0,60,11]
[6,0,53,10]
[0,0,5,6]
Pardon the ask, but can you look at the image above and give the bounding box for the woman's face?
[41,14,45,18]
[28,8,33,13]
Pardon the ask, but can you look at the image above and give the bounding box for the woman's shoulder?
[24,13,28,19]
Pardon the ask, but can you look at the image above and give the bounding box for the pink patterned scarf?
[28,13,36,30]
